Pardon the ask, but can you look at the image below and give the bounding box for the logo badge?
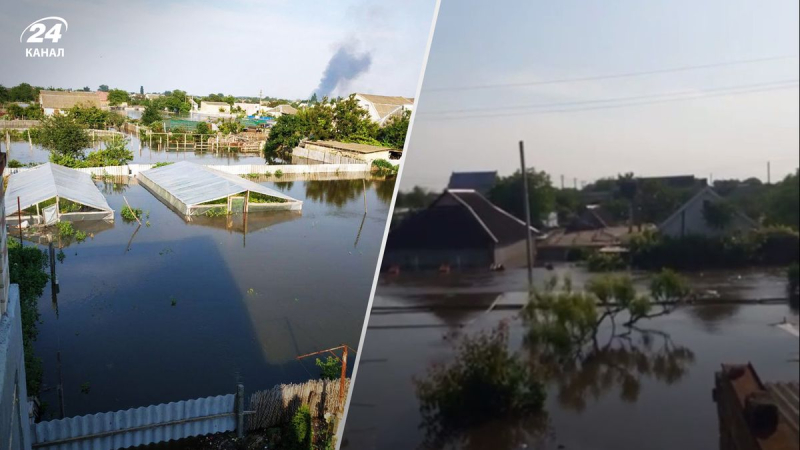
[20,17,68,58]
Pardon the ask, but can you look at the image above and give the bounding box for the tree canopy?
[488,169,556,226]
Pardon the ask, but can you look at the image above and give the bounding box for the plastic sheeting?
[4,163,113,216]
[138,161,302,208]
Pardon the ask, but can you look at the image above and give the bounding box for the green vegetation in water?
[170,296,177,307]
[80,382,91,394]
[153,162,174,169]
[120,205,142,222]
[245,173,261,179]
[204,207,228,217]
[315,356,341,381]
[274,169,284,178]
[56,249,66,263]
[263,171,272,177]
[8,238,49,396]
[249,192,287,204]
[57,221,85,240]
[371,159,398,176]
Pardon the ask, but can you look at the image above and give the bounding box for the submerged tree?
[38,114,91,165]
[414,321,547,448]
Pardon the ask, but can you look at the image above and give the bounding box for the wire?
[419,79,800,116]
[424,55,799,92]
[418,81,799,121]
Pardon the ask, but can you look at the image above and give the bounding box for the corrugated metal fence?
[31,394,236,449]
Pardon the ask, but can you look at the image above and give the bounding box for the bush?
[83,136,134,167]
[371,159,398,176]
[121,205,142,222]
[8,159,23,168]
[153,162,173,169]
[414,322,545,443]
[586,251,626,272]
[315,356,341,380]
[284,405,313,450]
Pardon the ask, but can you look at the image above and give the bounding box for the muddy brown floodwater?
[342,267,799,450]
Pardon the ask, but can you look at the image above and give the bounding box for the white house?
[199,101,231,115]
[658,186,758,238]
[354,93,414,125]
[233,102,263,116]
[262,104,298,118]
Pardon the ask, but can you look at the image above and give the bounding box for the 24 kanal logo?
[20,17,68,58]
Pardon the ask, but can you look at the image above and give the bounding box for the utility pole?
[519,141,534,287]
[767,161,771,185]
[560,174,565,190]
[296,344,356,415]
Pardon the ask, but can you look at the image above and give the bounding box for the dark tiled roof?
[387,189,539,250]
[447,171,497,195]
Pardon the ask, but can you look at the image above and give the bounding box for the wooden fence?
[246,379,350,431]
[0,120,40,129]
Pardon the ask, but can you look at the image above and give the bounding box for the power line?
[419,79,799,116]
[419,81,799,121]
[424,55,799,92]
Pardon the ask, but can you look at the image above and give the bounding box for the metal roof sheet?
[4,163,113,215]
[138,161,301,206]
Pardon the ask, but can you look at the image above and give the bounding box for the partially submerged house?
[295,140,394,164]
[199,101,231,115]
[658,186,757,238]
[447,171,498,196]
[137,161,302,216]
[383,189,541,270]
[39,90,105,116]
[354,93,414,125]
[4,163,114,225]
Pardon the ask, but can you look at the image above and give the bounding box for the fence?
[3,163,371,178]
[0,120,40,129]
[247,379,350,431]
[31,393,239,449]
[292,146,368,165]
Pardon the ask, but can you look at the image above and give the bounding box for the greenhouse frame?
[137,161,302,216]
[4,163,115,225]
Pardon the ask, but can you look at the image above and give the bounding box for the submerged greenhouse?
[4,163,114,225]
[138,161,302,216]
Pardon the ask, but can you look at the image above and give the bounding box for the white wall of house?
[659,188,756,238]
[199,102,231,115]
[233,103,261,116]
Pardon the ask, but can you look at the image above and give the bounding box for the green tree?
[377,109,410,149]
[140,86,144,95]
[37,114,91,164]
[766,170,799,230]
[81,86,90,92]
[84,136,134,166]
[315,356,341,380]
[140,103,163,127]
[195,121,211,134]
[107,89,130,106]
[489,169,556,226]
[333,94,378,144]
[8,83,39,102]
[98,84,109,92]
[298,98,334,141]
[68,105,123,129]
[0,85,8,103]
[264,114,307,154]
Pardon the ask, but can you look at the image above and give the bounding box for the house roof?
[356,94,414,122]
[658,186,758,231]
[138,161,301,207]
[387,189,540,250]
[307,140,392,154]
[4,163,113,215]
[566,205,612,231]
[201,101,230,106]
[447,171,497,195]
[39,90,102,110]
[267,104,297,115]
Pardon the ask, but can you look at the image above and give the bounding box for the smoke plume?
[313,44,372,98]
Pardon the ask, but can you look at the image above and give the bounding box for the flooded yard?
[342,268,799,450]
[30,176,394,418]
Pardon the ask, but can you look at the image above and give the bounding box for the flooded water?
[341,268,799,450]
[31,176,394,418]
[2,133,271,166]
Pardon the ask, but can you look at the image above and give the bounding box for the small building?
[137,161,302,216]
[658,186,757,238]
[295,140,393,164]
[199,101,231,115]
[39,91,104,116]
[447,171,498,196]
[263,104,297,118]
[536,226,636,262]
[233,102,263,116]
[354,93,414,125]
[4,163,114,225]
[383,189,541,270]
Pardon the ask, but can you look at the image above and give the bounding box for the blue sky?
[402,0,799,189]
[1,0,436,99]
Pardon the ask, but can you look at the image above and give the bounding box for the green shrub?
[586,251,626,272]
[120,205,142,222]
[371,159,398,176]
[153,162,173,169]
[8,159,23,168]
[274,169,284,178]
[284,405,313,450]
[204,207,227,217]
[249,192,287,204]
[315,356,341,380]
[57,221,76,238]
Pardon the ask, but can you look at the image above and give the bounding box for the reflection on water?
[342,269,799,450]
[32,176,394,418]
